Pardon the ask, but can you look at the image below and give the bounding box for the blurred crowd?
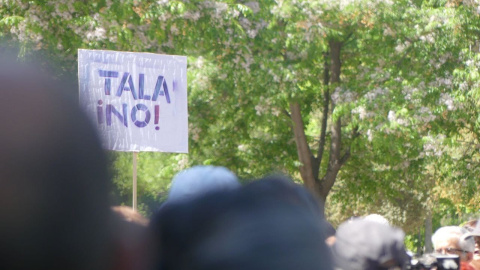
[1,58,480,270]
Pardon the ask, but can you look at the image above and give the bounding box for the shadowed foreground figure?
[151,176,333,270]
[111,206,153,270]
[165,165,240,204]
[0,58,114,270]
[432,226,475,270]
[332,218,409,270]
[464,219,480,270]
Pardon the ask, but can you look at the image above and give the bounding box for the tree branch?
[318,40,343,200]
[320,117,342,198]
[289,102,316,191]
[314,53,330,180]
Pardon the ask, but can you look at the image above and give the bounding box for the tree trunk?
[290,102,317,192]
[289,40,348,205]
[424,210,433,253]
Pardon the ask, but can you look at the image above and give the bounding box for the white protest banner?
[78,49,188,153]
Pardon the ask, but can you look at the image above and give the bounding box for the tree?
[324,0,480,237]
[2,0,480,230]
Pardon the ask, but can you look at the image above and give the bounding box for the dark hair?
[151,175,333,270]
[0,58,113,270]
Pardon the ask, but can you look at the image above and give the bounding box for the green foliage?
[2,2,480,251]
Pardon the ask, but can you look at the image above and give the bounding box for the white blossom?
[238,144,248,151]
[193,57,205,69]
[177,156,189,170]
[398,118,409,126]
[377,58,386,67]
[459,82,468,91]
[388,110,396,122]
[239,18,251,29]
[201,1,215,9]
[419,33,435,44]
[439,93,455,110]
[395,43,406,53]
[109,35,118,43]
[272,107,281,117]
[367,129,373,142]
[393,160,410,170]
[365,87,387,101]
[383,26,395,36]
[231,9,240,18]
[331,87,340,103]
[245,1,260,13]
[170,24,179,35]
[214,2,228,19]
[286,51,298,60]
[189,124,201,141]
[423,134,446,157]
[352,106,369,120]
[86,27,107,40]
[218,73,227,80]
[331,87,356,104]
[188,11,201,21]
[163,36,174,48]
[247,29,257,38]
[255,104,266,115]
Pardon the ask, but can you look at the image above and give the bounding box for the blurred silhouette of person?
[165,165,240,204]
[151,175,333,270]
[332,218,409,270]
[113,205,149,226]
[111,206,153,270]
[150,165,241,270]
[0,57,114,270]
[364,213,389,226]
[464,219,480,270]
[324,222,337,247]
[433,226,474,263]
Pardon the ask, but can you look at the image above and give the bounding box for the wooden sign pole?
[132,152,138,211]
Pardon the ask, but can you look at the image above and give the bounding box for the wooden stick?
[133,152,138,211]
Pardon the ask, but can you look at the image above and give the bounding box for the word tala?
[96,70,172,130]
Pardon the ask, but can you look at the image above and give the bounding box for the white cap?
[467,219,480,237]
[364,214,390,226]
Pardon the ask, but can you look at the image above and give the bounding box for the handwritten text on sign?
[78,49,188,153]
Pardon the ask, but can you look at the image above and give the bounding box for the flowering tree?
[323,0,480,232]
[2,0,480,226]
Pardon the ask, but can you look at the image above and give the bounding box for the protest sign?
[78,49,188,153]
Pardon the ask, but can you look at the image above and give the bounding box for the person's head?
[151,175,333,270]
[112,205,149,226]
[324,221,337,246]
[463,219,480,268]
[165,165,240,204]
[364,214,390,226]
[0,58,113,270]
[332,218,409,270]
[432,226,474,262]
[239,174,325,218]
[111,206,153,270]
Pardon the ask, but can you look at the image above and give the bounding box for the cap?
[167,165,240,203]
[332,219,409,270]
